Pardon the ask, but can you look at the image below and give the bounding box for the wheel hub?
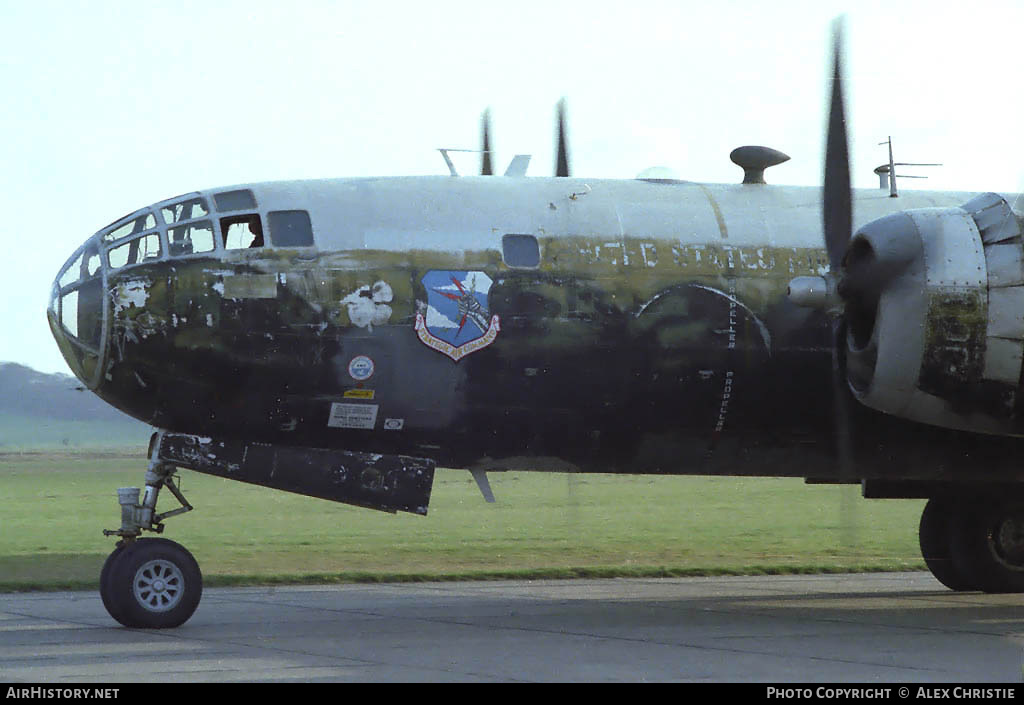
[990,511,1024,571]
[133,559,184,612]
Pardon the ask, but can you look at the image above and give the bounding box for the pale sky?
[3,0,1022,375]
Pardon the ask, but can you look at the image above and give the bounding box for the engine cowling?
[843,192,1024,435]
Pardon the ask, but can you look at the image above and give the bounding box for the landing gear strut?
[99,437,202,628]
[921,495,1024,593]
[97,431,437,628]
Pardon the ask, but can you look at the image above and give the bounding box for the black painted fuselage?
[49,176,1024,487]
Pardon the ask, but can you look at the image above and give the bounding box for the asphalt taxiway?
[2,572,1024,682]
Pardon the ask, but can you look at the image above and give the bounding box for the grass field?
[0,451,928,591]
[0,414,151,451]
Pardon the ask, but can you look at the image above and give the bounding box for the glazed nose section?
[48,238,107,389]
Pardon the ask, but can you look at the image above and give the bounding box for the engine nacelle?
[845,192,1024,435]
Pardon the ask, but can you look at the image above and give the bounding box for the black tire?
[106,538,202,628]
[99,543,130,626]
[950,498,1024,593]
[919,498,974,591]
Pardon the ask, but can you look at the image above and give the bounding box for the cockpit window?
[109,232,161,269]
[102,212,156,242]
[168,221,216,256]
[161,197,209,225]
[60,290,80,337]
[58,252,84,289]
[86,251,101,277]
[214,189,257,212]
[57,243,102,289]
[221,214,264,250]
[268,210,313,247]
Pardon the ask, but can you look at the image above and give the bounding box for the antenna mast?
[876,137,942,197]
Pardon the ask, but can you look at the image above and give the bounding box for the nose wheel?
[100,538,202,628]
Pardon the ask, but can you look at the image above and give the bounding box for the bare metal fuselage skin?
[49,176,1024,487]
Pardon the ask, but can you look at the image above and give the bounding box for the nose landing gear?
[99,434,201,628]
[97,430,437,628]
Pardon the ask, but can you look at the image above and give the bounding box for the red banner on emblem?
[415,313,501,361]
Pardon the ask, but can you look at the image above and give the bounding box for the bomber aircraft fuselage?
[50,175,1016,482]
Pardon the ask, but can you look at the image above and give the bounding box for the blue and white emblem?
[347,355,374,381]
[415,271,500,361]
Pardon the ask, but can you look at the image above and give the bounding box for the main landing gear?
[920,496,1024,593]
[100,444,202,628]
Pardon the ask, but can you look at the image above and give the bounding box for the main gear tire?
[919,498,974,591]
[950,498,1024,594]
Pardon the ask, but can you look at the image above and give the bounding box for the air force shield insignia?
[415,271,501,361]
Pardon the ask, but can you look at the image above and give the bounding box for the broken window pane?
[268,210,313,247]
[82,241,101,279]
[161,197,209,225]
[168,221,215,256]
[109,232,162,269]
[86,252,101,277]
[103,212,156,242]
[214,189,257,212]
[221,214,264,250]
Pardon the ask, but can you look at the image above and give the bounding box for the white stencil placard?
[327,403,379,429]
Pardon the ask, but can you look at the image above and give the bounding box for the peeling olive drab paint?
[918,288,1020,420]
[75,176,1024,485]
[100,230,833,474]
[919,289,988,400]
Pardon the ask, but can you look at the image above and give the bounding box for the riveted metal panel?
[987,287,1024,339]
[913,209,986,289]
[963,192,1021,244]
[983,336,1024,385]
[985,243,1024,288]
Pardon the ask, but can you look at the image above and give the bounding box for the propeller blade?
[823,20,852,272]
[481,109,493,176]
[556,99,570,177]
[822,19,859,550]
[832,318,857,535]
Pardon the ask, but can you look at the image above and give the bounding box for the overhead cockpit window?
[502,234,541,268]
[221,214,264,250]
[86,251,101,277]
[109,233,161,269]
[214,189,257,212]
[268,210,313,247]
[102,212,156,243]
[161,197,209,225]
[168,221,216,256]
[58,244,103,288]
[58,252,84,289]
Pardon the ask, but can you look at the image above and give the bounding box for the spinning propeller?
[556,99,570,178]
[477,100,572,177]
[481,109,493,176]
